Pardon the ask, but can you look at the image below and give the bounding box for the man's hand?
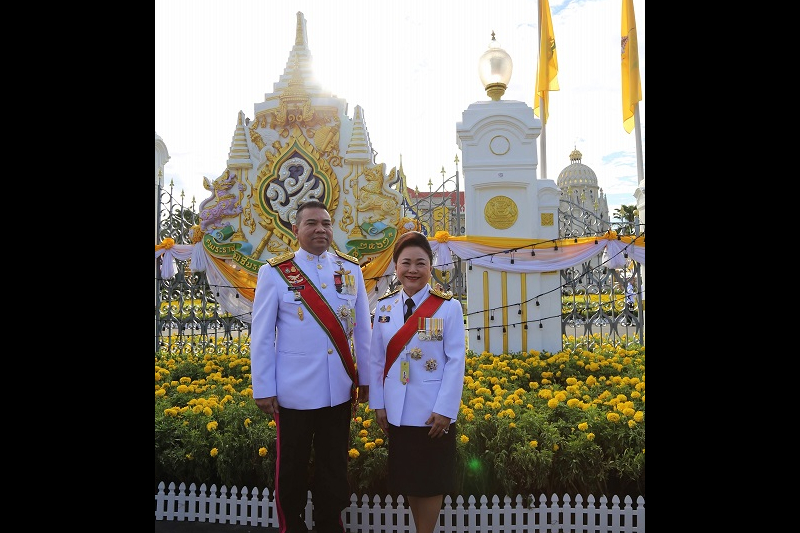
[357,385,369,404]
[255,396,279,415]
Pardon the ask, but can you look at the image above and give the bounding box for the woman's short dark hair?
[392,231,433,264]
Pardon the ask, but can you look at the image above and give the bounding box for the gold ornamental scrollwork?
[484,195,518,230]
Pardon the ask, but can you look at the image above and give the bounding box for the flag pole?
[538,0,546,180]
[540,95,547,180]
[633,104,644,184]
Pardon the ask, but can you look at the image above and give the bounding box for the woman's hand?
[425,412,452,438]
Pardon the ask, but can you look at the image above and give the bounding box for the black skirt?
[386,423,456,497]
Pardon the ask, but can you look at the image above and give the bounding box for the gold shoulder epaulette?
[334,249,359,264]
[429,287,453,300]
[379,287,402,300]
[266,251,295,267]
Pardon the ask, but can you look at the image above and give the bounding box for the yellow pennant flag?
[621,0,642,133]
[534,0,559,125]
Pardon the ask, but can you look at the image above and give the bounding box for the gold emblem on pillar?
[484,195,518,230]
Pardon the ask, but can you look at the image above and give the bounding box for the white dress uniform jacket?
[250,248,372,410]
[369,287,465,426]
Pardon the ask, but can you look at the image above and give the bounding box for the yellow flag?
[621,0,642,133]
[534,0,559,125]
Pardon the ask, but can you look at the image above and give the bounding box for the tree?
[613,205,637,235]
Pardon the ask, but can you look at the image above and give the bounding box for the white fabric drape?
[155,232,644,321]
[431,234,644,272]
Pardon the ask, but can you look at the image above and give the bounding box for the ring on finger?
[443,428,449,434]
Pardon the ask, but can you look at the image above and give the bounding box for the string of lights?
[156,229,643,337]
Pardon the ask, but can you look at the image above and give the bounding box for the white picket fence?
[155,481,645,532]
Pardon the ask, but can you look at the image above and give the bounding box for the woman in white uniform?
[369,231,466,533]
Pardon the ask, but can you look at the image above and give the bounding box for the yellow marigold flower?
[359,429,368,437]
[177,385,190,394]
[484,414,492,420]
[155,389,166,397]
[508,422,516,429]
[360,437,368,443]
[258,447,268,457]
[587,433,595,441]
[365,442,376,451]
[244,418,252,428]
[210,448,218,457]
[201,406,211,416]
[634,411,644,422]
[375,438,384,446]
[362,419,372,428]
[460,435,469,444]
[606,412,621,423]
[529,382,539,389]
[553,444,559,451]
[355,417,363,423]
[530,440,538,448]
[566,398,580,408]
[466,413,475,422]
[179,377,192,384]
[206,421,218,431]
[348,448,360,459]
[547,398,559,409]
[628,420,636,428]
[578,422,588,431]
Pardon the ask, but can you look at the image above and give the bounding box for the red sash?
[383,294,445,381]
[274,258,359,407]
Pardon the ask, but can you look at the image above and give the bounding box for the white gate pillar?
[456,100,561,354]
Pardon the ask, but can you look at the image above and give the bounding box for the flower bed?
[155,334,644,499]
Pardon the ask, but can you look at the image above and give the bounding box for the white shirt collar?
[402,287,429,307]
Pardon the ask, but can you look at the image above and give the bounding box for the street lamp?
[478,31,513,101]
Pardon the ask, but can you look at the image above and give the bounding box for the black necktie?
[404,299,415,323]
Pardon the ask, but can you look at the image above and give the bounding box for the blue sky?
[155,0,644,216]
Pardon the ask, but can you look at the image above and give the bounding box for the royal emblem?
[425,359,438,372]
[337,304,356,336]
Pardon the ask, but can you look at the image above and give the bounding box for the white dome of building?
[556,148,610,237]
